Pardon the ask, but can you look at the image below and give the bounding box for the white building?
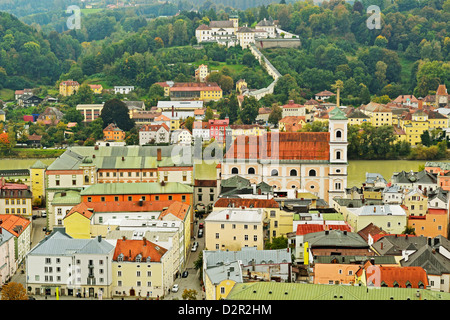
[382,185,404,205]
[171,129,192,146]
[114,86,135,95]
[26,229,115,298]
[0,228,16,286]
[192,121,210,141]
[346,205,407,233]
[139,124,170,145]
[255,18,277,38]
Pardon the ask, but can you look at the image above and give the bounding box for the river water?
[1,158,449,188]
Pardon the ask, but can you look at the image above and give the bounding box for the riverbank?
[3,148,64,159]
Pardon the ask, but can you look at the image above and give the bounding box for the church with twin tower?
[222,107,348,206]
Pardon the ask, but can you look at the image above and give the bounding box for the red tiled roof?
[60,80,80,86]
[225,132,330,161]
[437,84,448,96]
[28,133,42,141]
[296,223,351,236]
[316,90,335,96]
[0,214,31,237]
[366,266,428,288]
[170,82,222,92]
[65,202,94,220]
[155,82,169,87]
[159,201,190,221]
[214,197,279,209]
[139,123,170,132]
[196,24,211,30]
[113,238,168,262]
[70,200,178,214]
[282,100,304,108]
[357,223,388,242]
[194,180,217,187]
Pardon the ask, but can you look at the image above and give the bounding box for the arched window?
[336,130,342,139]
[290,169,297,176]
[231,167,239,174]
[271,169,278,176]
[84,176,89,183]
[336,151,341,160]
[309,169,316,177]
[248,167,255,175]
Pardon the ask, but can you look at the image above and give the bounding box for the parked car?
[41,211,46,218]
[191,243,198,252]
[172,284,179,293]
[198,223,204,229]
[182,271,189,278]
[197,229,203,238]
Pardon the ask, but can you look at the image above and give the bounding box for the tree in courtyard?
[182,289,198,300]
[1,282,28,300]
[100,99,135,132]
[268,105,282,126]
[239,96,259,124]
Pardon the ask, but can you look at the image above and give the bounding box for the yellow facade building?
[403,189,427,217]
[30,160,47,205]
[205,208,266,251]
[59,80,80,97]
[111,238,171,298]
[204,261,241,300]
[63,202,93,239]
[213,198,293,243]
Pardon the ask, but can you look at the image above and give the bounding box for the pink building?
[0,228,16,286]
[209,117,229,143]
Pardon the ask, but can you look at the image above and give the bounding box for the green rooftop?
[226,282,450,300]
[51,190,81,205]
[80,182,193,196]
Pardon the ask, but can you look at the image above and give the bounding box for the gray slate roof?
[203,247,291,268]
[391,170,437,184]
[304,230,369,248]
[28,230,114,256]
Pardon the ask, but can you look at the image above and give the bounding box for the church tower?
[328,107,348,205]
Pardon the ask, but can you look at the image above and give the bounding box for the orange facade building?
[408,208,448,238]
[103,123,126,141]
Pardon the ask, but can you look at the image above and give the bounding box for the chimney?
[226,214,229,220]
[380,242,383,250]
[157,148,162,161]
[143,237,147,246]
[161,180,165,187]
[139,199,143,206]
[122,156,125,161]
[172,105,174,117]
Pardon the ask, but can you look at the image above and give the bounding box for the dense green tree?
[100,99,135,132]
[239,96,259,124]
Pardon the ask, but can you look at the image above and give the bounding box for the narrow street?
[10,213,206,301]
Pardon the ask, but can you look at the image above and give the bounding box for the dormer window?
[117,253,124,262]
[135,254,142,263]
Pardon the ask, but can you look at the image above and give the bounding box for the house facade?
[26,229,115,298]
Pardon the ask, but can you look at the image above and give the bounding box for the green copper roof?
[226,282,450,300]
[51,190,81,205]
[30,160,48,169]
[80,182,193,196]
[329,107,348,120]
